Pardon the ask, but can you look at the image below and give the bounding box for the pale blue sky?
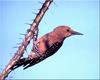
[0,0,99,79]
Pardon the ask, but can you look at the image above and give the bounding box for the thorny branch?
[0,0,53,79]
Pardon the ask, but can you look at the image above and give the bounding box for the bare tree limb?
[0,0,53,79]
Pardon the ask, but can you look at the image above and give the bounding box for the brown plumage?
[11,25,83,70]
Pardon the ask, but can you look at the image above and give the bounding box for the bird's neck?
[51,32,65,42]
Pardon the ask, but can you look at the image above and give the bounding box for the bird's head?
[53,25,83,39]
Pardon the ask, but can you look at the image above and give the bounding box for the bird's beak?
[71,30,83,35]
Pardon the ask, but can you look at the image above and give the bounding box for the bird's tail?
[11,55,42,70]
[10,57,30,70]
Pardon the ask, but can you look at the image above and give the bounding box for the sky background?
[0,0,99,79]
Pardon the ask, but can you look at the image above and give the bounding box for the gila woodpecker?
[11,25,83,70]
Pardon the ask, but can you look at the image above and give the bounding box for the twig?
[0,0,53,79]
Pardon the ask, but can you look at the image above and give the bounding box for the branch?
[0,0,53,79]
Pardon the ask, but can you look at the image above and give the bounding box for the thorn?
[32,12,37,15]
[44,20,48,25]
[27,29,30,33]
[0,65,3,71]
[13,46,19,48]
[19,37,23,39]
[30,19,34,21]
[53,1,58,7]
[33,9,37,11]
[38,1,43,4]
[38,8,41,10]
[27,29,34,34]
[9,53,13,55]
[19,33,26,36]
[16,43,21,45]
[25,23,32,26]
[9,53,14,57]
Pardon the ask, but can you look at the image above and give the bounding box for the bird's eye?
[67,29,70,32]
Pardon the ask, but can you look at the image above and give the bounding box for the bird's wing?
[23,41,63,69]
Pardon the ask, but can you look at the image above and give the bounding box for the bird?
[11,25,83,70]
